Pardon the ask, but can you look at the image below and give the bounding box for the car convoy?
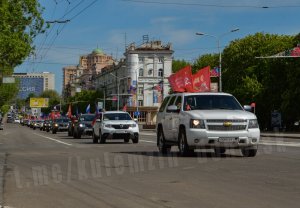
[4,92,260,157]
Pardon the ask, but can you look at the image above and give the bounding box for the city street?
[0,123,300,208]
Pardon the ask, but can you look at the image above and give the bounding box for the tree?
[193,54,218,73]
[39,90,61,114]
[0,0,47,110]
[221,32,296,130]
[172,59,190,73]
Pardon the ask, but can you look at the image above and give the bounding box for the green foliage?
[66,90,104,114]
[193,54,218,73]
[172,59,190,73]
[0,104,10,114]
[0,0,46,69]
[0,82,19,108]
[39,90,61,114]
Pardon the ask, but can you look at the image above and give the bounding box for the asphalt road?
[0,123,299,208]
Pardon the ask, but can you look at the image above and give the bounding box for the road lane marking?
[260,141,300,147]
[33,133,72,146]
[140,139,156,144]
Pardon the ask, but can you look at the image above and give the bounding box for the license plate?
[116,130,127,134]
[218,138,237,143]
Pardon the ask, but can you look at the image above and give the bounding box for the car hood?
[102,120,136,125]
[183,110,257,120]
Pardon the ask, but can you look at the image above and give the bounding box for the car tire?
[52,130,56,134]
[132,134,139,144]
[124,138,130,143]
[157,127,171,154]
[241,147,258,157]
[92,130,99,144]
[214,148,226,156]
[178,128,193,156]
[77,132,81,139]
[99,130,106,144]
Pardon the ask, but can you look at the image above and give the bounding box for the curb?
[260,134,300,139]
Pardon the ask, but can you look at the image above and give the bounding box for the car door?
[170,95,182,141]
[163,96,177,141]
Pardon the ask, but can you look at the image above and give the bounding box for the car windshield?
[80,114,95,121]
[55,119,69,123]
[103,113,132,121]
[184,95,243,111]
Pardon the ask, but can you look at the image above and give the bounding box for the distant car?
[51,118,69,134]
[7,117,14,123]
[0,122,3,130]
[92,111,139,144]
[73,114,95,139]
[33,120,43,130]
[14,118,20,123]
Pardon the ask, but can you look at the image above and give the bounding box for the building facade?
[13,72,55,99]
[63,49,114,98]
[95,40,174,124]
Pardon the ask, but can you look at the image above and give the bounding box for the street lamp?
[196,28,239,92]
[109,73,128,111]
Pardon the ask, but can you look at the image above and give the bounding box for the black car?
[51,118,70,134]
[73,114,95,139]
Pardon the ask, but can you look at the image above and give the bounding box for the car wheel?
[68,130,71,136]
[77,132,81,139]
[99,130,106,144]
[157,127,171,154]
[241,147,258,157]
[132,134,139,144]
[214,148,226,156]
[124,138,130,143]
[52,130,56,134]
[178,128,193,156]
[92,130,99,144]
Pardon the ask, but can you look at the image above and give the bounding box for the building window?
[139,57,144,62]
[158,68,163,77]
[139,68,143,76]
[158,58,164,63]
[148,68,153,76]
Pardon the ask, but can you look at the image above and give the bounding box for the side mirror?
[167,105,179,113]
[243,105,252,112]
[134,118,138,123]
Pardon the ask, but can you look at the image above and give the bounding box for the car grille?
[112,124,129,129]
[86,124,92,128]
[207,125,247,131]
[59,123,68,127]
[206,119,247,131]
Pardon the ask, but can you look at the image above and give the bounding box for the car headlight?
[129,124,137,128]
[248,119,259,129]
[104,124,112,128]
[190,119,205,129]
[54,123,58,127]
[79,123,85,128]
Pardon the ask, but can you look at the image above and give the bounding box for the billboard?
[17,77,44,99]
[30,98,49,108]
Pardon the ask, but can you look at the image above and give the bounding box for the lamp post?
[196,28,239,92]
[109,73,128,111]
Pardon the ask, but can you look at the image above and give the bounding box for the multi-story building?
[13,72,55,99]
[95,40,174,124]
[63,48,114,98]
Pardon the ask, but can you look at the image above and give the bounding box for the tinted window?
[55,119,70,123]
[80,114,95,121]
[159,96,171,112]
[183,95,243,111]
[103,113,132,121]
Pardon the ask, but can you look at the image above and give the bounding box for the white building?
[95,40,173,124]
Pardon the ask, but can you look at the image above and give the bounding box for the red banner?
[67,104,72,118]
[168,66,193,92]
[192,66,211,92]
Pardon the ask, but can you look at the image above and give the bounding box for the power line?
[120,0,300,8]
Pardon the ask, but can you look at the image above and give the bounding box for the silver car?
[92,111,139,144]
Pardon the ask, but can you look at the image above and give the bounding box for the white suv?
[156,92,260,157]
[92,111,139,144]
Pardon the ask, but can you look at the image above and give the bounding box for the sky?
[15,0,300,94]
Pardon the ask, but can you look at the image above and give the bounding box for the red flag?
[168,65,193,92]
[122,104,127,112]
[192,66,211,92]
[67,104,72,118]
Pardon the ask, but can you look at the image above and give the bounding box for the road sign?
[134,111,140,117]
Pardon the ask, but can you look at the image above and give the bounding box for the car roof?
[168,92,233,97]
[104,111,129,114]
